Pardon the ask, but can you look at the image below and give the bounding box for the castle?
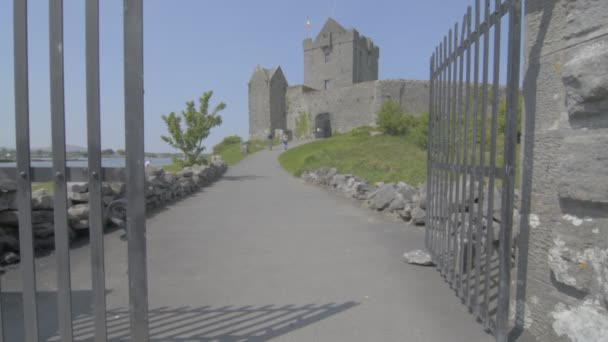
[248,18,429,140]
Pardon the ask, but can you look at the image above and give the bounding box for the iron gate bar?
[455,14,467,296]
[496,0,522,340]
[49,0,73,340]
[124,0,149,340]
[85,0,108,340]
[461,6,473,303]
[13,0,39,341]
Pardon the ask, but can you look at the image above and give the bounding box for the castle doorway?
[315,113,332,139]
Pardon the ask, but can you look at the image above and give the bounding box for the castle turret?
[303,18,379,91]
[248,65,288,140]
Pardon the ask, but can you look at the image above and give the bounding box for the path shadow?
[221,175,264,182]
[1,293,358,341]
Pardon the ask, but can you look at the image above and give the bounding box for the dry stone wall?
[0,157,227,268]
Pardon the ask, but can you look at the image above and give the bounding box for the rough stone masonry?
[523,0,608,341]
[0,157,227,269]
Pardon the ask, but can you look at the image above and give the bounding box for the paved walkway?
[2,148,491,341]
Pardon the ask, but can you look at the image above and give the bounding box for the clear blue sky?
[0,0,506,153]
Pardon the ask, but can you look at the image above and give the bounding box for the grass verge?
[279,127,428,185]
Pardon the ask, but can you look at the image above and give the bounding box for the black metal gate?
[0,1,148,341]
[425,0,530,341]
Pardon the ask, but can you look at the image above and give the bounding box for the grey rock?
[109,183,126,197]
[0,230,19,252]
[330,174,347,189]
[411,207,426,225]
[402,249,434,266]
[2,252,20,265]
[68,191,89,203]
[396,182,417,202]
[398,204,413,221]
[368,183,396,211]
[33,222,55,238]
[32,189,54,210]
[0,190,18,211]
[388,194,406,212]
[71,219,90,230]
[0,180,17,193]
[562,40,608,127]
[67,182,88,193]
[0,210,54,227]
[68,204,89,223]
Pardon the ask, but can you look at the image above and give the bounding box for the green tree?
[161,91,226,167]
[116,149,126,156]
[101,149,115,155]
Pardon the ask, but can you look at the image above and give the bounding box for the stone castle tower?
[303,18,379,90]
[248,66,288,140]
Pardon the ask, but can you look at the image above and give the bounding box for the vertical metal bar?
[439,36,448,275]
[455,15,467,293]
[474,0,491,320]
[124,0,149,340]
[449,21,461,285]
[471,0,483,313]
[426,54,434,253]
[49,1,73,341]
[496,0,522,340]
[13,1,39,341]
[431,46,440,260]
[462,6,474,303]
[86,0,107,340]
[483,0,502,330]
[515,0,533,334]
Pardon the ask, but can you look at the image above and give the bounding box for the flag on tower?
[306,18,311,29]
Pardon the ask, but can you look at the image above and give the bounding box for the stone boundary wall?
[300,168,428,226]
[0,157,228,268]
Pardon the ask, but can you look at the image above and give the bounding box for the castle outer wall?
[285,79,429,139]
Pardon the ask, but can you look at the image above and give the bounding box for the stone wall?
[523,0,608,340]
[285,79,429,139]
[0,157,228,268]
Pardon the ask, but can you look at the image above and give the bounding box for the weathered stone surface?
[0,190,17,211]
[109,182,126,197]
[396,182,417,202]
[562,40,608,128]
[411,207,426,225]
[551,300,608,342]
[1,252,20,265]
[0,229,19,252]
[367,183,396,211]
[548,236,593,294]
[402,249,434,266]
[388,194,406,212]
[68,191,89,203]
[68,204,89,223]
[330,174,347,189]
[32,189,54,210]
[33,222,55,238]
[71,220,90,230]
[0,180,17,193]
[398,204,413,221]
[0,210,54,227]
[67,182,88,193]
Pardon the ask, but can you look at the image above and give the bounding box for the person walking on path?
[267,133,273,151]
[282,134,289,150]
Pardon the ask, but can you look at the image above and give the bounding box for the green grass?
[32,182,53,194]
[279,127,428,185]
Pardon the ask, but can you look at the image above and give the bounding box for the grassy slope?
[279,127,428,185]
[215,140,271,166]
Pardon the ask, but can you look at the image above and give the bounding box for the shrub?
[376,100,411,135]
[213,135,243,155]
[294,112,310,139]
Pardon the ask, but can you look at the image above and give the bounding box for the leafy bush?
[294,112,310,139]
[376,100,428,150]
[376,100,413,135]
